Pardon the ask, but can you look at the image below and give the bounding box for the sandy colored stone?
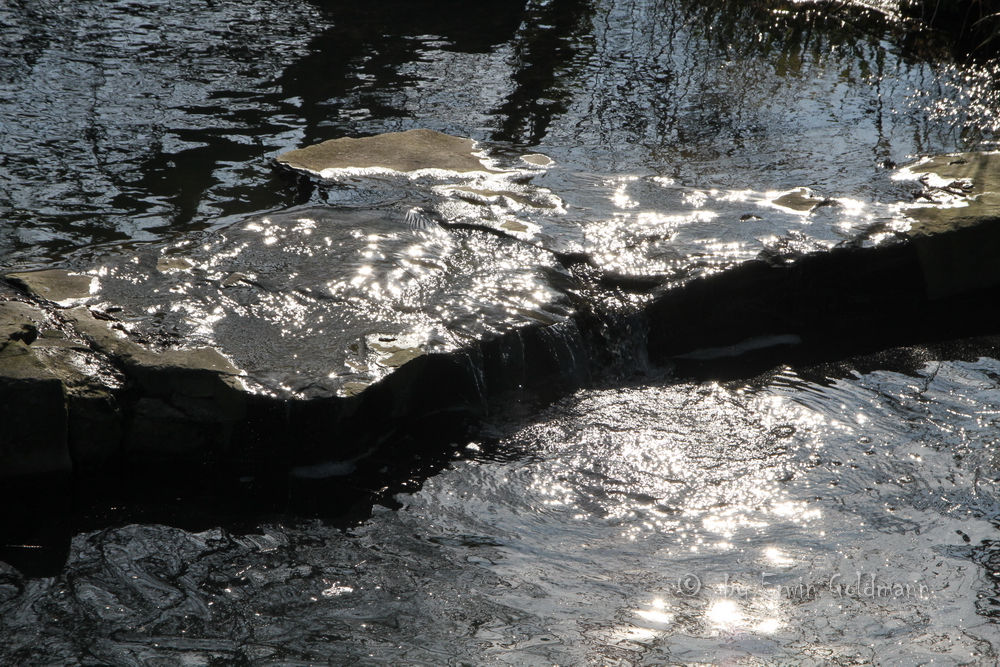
[899,152,1000,297]
[0,300,43,345]
[277,129,497,176]
[64,306,245,425]
[772,188,827,212]
[904,153,1000,236]
[4,269,94,304]
[501,219,530,233]
[156,256,194,272]
[907,152,999,197]
[521,153,553,166]
[377,347,424,368]
[340,381,370,397]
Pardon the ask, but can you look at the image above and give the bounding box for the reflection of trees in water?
[488,0,595,146]
[493,0,901,173]
[490,0,998,178]
[900,0,1000,58]
[487,0,902,148]
[280,0,529,143]
[2,0,999,267]
[0,0,335,264]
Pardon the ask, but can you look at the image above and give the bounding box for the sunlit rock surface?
[0,273,246,473]
[899,152,1000,235]
[4,142,1000,481]
[276,128,502,176]
[91,204,573,398]
[3,269,96,306]
[86,127,911,401]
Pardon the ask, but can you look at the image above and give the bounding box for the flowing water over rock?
[4,0,1000,664]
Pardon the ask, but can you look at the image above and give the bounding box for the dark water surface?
[4,0,1000,664]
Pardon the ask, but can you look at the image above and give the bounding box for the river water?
[3,0,1000,665]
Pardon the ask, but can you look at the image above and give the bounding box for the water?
[5,362,1000,664]
[4,0,1000,664]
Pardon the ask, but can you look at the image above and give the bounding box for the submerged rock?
[770,187,836,213]
[902,151,1000,236]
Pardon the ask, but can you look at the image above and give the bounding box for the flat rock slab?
[4,269,95,305]
[277,128,500,176]
[0,301,42,344]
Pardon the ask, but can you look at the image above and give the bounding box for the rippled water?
[2,0,998,271]
[4,0,1000,664]
[5,361,1000,664]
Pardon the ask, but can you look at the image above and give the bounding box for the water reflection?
[3,0,1000,271]
[6,360,1000,663]
[5,0,1000,663]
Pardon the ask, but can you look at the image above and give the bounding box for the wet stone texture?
[899,152,1000,298]
[0,273,246,475]
[5,144,1000,485]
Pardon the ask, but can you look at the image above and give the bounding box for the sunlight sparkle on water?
[707,600,744,629]
[765,547,795,565]
[610,176,640,209]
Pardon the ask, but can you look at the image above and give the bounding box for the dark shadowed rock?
[0,340,71,478]
[63,307,246,454]
[0,299,123,470]
[0,285,249,476]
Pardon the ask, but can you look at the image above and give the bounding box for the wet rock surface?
[4,145,1000,490]
[896,152,1000,298]
[3,148,1000,558]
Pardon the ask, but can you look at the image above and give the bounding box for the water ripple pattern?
[92,202,572,397]
[4,361,1000,664]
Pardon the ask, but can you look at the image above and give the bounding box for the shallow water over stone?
[4,0,1000,664]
